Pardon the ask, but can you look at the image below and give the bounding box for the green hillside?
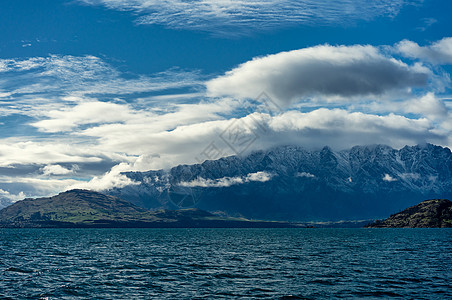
[0,189,298,228]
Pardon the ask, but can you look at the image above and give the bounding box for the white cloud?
[396,37,452,65]
[0,40,451,199]
[0,55,202,118]
[69,163,139,191]
[179,176,244,188]
[268,109,443,149]
[65,107,448,181]
[206,45,430,105]
[0,142,85,167]
[179,171,273,188]
[0,189,26,203]
[1,105,450,198]
[0,92,12,98]
[416,17,437,32]
[382,174,397,182]
[32,101,145,133]
[361,93,450,120]
[0,176,81,202]
[0,138,133,168]
[41,165,76,176]
[400,173,420,181]
[0,55,113,76]
[245,171,273,182]
[77,0,413,35]
[402,93,449,119]
[296,172,316,178]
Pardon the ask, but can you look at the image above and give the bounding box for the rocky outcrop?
[366,199,452,228]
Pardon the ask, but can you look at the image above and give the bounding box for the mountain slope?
[0,190,300,228]
[107,144,452,221]
[366,199,452,228]
[0,189,154,226]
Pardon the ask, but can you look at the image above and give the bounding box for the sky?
[0,0,451,204]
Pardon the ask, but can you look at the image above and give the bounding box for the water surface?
[1,228,451,299]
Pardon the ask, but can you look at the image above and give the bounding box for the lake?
[1,228,451,299]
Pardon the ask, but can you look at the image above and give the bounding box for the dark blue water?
[0,228,451,299]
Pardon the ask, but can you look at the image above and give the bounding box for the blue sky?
[2,1,451,73]
[0,0,451,204]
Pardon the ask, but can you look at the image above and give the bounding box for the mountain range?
[1,189,450,228]
[108,144,452,221]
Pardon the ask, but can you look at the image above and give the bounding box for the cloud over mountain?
[0,38,450,201]
[179,171,273,188]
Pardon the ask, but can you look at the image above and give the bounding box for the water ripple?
[0,228,451,299]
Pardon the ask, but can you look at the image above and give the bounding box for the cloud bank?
[207,45,430,104]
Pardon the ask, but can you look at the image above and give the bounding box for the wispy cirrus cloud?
[77,0,415,36]
[0,55,203,118]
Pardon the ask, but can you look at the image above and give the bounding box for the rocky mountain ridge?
[108,143,452,221]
